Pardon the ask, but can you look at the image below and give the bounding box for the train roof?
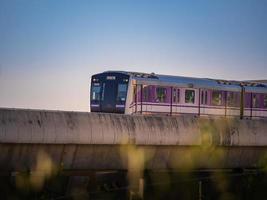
[102,71,267,93]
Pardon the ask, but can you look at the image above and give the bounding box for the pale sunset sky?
[0,0,266,111]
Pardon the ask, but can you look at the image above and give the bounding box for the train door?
[172,88,180,114]
[200,90,208,115]
[101,80,117,113]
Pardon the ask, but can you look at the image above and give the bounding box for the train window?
[143,86,150,102]
[227,92,240,107]
[156,87,167,103]
[212,91,223,106]
[91,84,101,101]
[264,95,267,108]
[252,94,260,108]
[117,84,127,102]
[185,90,195,104]
[173,88,180,103]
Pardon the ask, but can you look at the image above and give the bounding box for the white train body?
[90,71,267,118]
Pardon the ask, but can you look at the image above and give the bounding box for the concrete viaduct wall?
[0,108,267,171]
[1,108,267,146]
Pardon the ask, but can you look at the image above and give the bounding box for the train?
[90,71,267,118]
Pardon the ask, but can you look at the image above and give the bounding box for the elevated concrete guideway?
[0,108,267,172]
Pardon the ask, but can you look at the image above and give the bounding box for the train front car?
[90,71,130,114]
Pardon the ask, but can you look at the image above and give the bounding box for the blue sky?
[0,0,266,111]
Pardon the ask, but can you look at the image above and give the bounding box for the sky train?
[90,71,267,118]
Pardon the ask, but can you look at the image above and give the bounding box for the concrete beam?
[1,108,267,146]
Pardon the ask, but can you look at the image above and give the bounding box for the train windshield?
[91,84,101,101]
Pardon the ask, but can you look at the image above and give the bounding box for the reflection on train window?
[212,91,223,106]
[252,94,260,108]
[173,88,180,103]
[185,90,195,104]
[156,87,167,103]
[264,95,267,108]
[143,85,150,102]
[227,92,240,107]
[92,84,101,101]
[117,84,127,102]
